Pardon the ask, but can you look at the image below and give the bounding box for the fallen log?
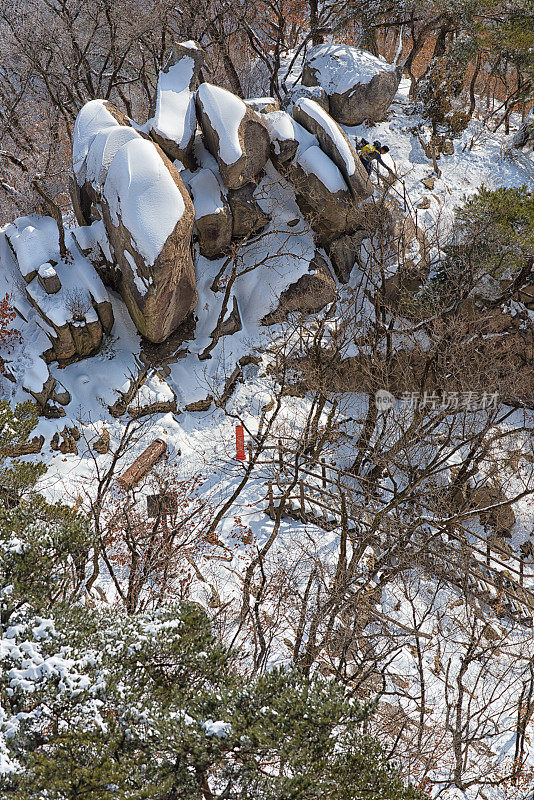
[117,438,167,490]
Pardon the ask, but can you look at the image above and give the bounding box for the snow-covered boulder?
[196,83,270,189]
[292,97,373,199]
[302,44,401,126]
[288,145,355,244]
[147,41,204,168]
[188,168,233,259]
[72,99,197,343]
[99,138,196,342]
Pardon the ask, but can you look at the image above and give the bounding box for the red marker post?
[235,425,246,460]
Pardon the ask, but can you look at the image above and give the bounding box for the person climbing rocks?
[358,140,395,179]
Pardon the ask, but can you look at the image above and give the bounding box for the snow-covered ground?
[347,78,534,237]
[0,75,533,798]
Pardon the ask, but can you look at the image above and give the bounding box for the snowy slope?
[0,72,533,800]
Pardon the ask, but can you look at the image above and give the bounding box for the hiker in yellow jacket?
[358,140,395,179]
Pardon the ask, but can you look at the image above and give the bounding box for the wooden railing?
[252,438,534,621]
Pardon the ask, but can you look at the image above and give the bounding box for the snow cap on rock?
[147,41,204,167]
[303,44,397,95]
[197,83,247,166]
[103,137,186,267]
[196,82,270,189]
[302,44,401,126]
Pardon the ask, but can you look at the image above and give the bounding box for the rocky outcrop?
[147,41,204,169]
[196,83,270,189]
[6,215,113,364]
[302,44,401,126]
[288,147,357,244]
[188,168,232,259]
[292,97,373,199]
[72,98,197,343]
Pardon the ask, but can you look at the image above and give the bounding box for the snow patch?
[296,145,347,193]
[197,83,246,165]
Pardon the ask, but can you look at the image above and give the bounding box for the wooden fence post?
[300,479,305,521]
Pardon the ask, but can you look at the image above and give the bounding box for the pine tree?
[0,401,92,628]
[0,602,423,800]
[428,185,534,304]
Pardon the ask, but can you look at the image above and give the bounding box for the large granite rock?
[288,146,356,244]
[292,97,373,199]
[302,44,401,126]
[262,252,336,323]
[72,98,197,343]
[228,183,270,239]
[188,168,232,258]
[196,83,270,189]
[147,41,204,169]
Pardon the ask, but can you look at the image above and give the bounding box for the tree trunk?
[309,0,323,46]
